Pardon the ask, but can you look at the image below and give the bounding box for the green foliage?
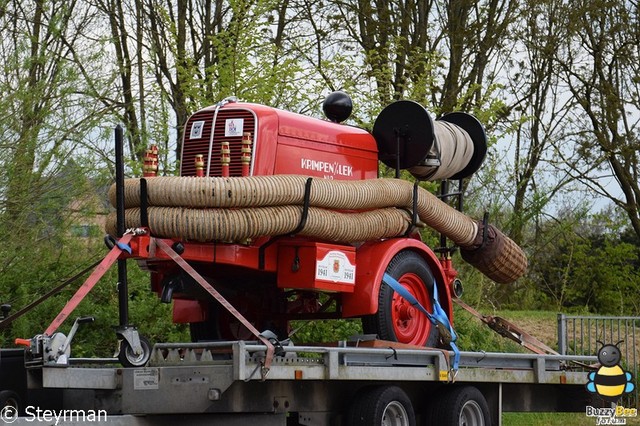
[450,195,640,316]
[289,319,362,345]
[524,209,640,315]
[503,412,602,425]
[0,225,188,356]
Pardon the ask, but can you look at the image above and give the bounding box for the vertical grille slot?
[181,110,214,177]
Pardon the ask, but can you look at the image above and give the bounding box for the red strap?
[44,234,133,336]
[155,239,275,373]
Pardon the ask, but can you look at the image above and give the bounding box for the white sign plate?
[315,250,356,284]
[225,118,244,137]
[134,368,159,390]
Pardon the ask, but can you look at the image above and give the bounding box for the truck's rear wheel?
[362,251,439,347]
[347,385,416,426]
[424,386,490,426]
[0,390,20,412]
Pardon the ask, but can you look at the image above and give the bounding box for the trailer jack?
[115,326,151,367]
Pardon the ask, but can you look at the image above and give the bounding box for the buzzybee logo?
[586,341,635,403]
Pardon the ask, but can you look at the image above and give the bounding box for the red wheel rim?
[390,272,434,345]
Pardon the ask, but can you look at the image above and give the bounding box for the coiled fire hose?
[106,176,527,284]
[409,121,475,181]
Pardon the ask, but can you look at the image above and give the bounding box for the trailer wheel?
[348,385,416,426]
[118,335,152,367]
[425,386,490,426]
[362,251,439,347]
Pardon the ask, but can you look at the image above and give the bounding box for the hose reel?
[373,100,487,181]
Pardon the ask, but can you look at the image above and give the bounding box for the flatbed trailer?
[0,95,600,425]
[7,340,597,426]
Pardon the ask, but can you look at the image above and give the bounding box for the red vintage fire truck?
[125,92,489,350]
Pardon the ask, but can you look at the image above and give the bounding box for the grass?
[453,307,559,353]
[504,412,640,425]
[454,308,640,421]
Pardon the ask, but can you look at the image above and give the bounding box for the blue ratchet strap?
[382,273,460,372]
[430,278,460,372]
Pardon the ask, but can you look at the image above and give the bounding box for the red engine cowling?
[181,99,379,180]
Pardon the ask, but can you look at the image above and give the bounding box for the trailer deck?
[13,340,597,425]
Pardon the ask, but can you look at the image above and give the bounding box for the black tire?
[0,390,20,412]
[362,251,440,347]
[189,320,220,342]
[190,300,257,342]
[118,335,152,367]
[348,385,416,426]
[424,386,490,426]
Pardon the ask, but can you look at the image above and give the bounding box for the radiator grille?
[181,108,256,177]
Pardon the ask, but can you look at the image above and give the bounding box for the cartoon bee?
[586,341,635,402]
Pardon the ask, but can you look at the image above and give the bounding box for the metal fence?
[558,313,639,408]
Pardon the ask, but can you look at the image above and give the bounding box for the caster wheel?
[118,335,152,367]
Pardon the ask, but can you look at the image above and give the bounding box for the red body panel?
[172,299,207,323]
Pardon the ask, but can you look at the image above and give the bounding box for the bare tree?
[555,0,640,240]
[90,0,148,162]
[331,0,517,116]
[142,0,308,157]
[500,0,575,245]
[0,0,106,223]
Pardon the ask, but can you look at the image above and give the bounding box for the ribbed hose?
[107,206,411,243]
[109,176,478,245]
[410,121,474,181]
[106,176,527,284]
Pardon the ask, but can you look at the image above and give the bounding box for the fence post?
[557,313,567,355]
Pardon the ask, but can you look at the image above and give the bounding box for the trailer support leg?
[42,233,134,337]
[112,125,147,363]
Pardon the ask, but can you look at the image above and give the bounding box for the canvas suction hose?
[106,176,527,284]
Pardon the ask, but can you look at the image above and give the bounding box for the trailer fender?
[342,238,452,320]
